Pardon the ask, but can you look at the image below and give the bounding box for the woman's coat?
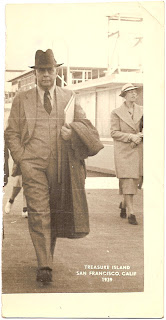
[111,102,143,179]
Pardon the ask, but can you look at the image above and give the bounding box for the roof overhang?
[8,70,33,82]
[66,72,143,94]
[8,66,107,82]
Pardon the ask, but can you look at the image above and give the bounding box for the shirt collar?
[124,101,135,109]
[37,83,56,101]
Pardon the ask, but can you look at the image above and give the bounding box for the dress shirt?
[37,83,56,108]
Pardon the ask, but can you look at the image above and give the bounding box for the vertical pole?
[82,71,85,82]
[61,67,64,87]
[107,16,110,70]
[66,45,70,85]
[117,13,121,73]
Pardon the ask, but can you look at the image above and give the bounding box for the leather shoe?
[128,214,138,225]
[36,267,52,283]
[119,202,126,218]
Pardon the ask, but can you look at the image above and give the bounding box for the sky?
[4,1,143,70]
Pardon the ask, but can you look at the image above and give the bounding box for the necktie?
[44,90,52,115]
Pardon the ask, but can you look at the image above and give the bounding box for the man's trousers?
[20,155,61,270]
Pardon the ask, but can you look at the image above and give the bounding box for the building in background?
[4,12,143,175]
[106,13,143,74]
[66,12,143,174]
[5,69,25,104]
[67,72,143,175]
[5,66,106,101]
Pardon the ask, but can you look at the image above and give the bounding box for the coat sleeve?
[5,94,24,164]
[111,110,131,143]
[70,103,104,158]
[4,140,9,186]
[74,103,87,121]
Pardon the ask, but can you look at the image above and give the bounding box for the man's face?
[125,89,137,102]
[35,67,57,90]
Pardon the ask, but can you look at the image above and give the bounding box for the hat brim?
[29,63,64,69]
[119,86,139,97]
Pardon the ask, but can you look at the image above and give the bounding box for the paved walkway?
[2,171,143,294]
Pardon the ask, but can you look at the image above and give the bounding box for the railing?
[72,78,91,85]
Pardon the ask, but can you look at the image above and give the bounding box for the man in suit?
[5,49,103,284]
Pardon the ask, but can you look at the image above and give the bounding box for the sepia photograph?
[1,0,164,318]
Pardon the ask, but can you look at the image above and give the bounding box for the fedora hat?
[119,83,139,97]
[30,49,63,69]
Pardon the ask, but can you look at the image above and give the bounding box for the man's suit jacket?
[5,86,73,163]
[5,85,104,238]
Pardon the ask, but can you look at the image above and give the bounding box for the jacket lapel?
[133,104,143,124]
[56,86,66,138]
[23,88,37,138]
[115,103,136,131]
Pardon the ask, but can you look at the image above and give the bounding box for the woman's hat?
[29,49,63,69]
[119,83,139,97]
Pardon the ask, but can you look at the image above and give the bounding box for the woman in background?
[5,162,28,218]
[111,83,143,225]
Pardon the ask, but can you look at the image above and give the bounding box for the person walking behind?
[111,83,143,225]
[5,165,28,218]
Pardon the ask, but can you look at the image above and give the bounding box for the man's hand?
[61,124,72,141]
